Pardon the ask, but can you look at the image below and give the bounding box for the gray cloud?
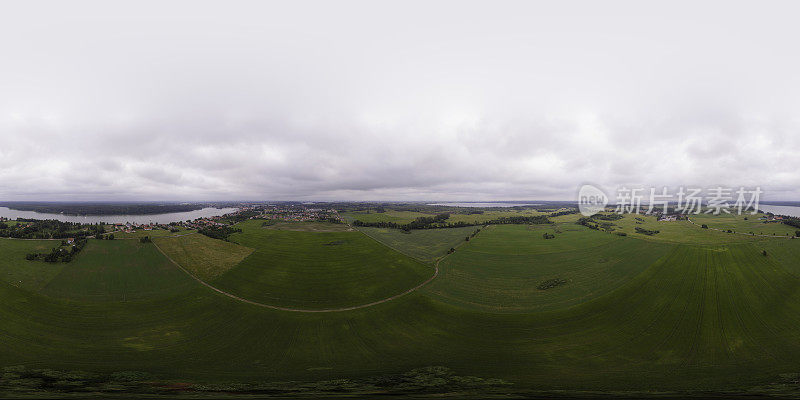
[2,1,800,201]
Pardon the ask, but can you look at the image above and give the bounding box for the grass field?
[210,220,433,309]
[153,233,254,281]
[6,212,800,397]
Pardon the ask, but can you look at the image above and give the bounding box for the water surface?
[0,206,237,224]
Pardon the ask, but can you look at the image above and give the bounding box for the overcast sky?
[2,1,800,201]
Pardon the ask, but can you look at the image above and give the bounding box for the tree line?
[353,213,552,231]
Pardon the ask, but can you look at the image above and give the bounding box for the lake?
[0,206,238,225]
[758,204,800,218]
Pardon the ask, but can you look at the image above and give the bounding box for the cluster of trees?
[635,227,660,236]
[0,219,104,239]
[198,225,242,240]
[543,232,555,239]
[782,217,800,230]
[353,214,550,231]
[593,213,624,221]
[547,209,578,217]
[537,278,567,290]
[26,238,88,263]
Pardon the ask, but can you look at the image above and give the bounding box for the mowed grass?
[425,224,671,312]
[211,220,433,309]
[153,233,254,281]
[357,225,480,263]
[39,240,195,301]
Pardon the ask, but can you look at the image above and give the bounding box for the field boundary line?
[151,238,439,313]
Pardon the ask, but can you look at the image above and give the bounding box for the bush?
[635,227,660,236]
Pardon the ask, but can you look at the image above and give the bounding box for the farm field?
[5,211,800,397]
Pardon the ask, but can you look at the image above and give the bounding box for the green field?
[5,212,800,397]
[210,220,433,309]
[425,224,672,312]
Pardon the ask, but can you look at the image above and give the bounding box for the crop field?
[5,211,800,397]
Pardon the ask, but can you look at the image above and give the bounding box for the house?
[66,238,75,244]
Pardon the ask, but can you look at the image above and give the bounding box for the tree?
[762,250,768,256]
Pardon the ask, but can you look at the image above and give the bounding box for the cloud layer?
[3,1,800,201]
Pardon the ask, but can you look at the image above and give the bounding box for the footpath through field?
[151,229,459,313]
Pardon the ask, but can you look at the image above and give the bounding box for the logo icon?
[578,184,608,216]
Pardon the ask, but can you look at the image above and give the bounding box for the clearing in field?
[153,233,254,281]
[210,220,432,309]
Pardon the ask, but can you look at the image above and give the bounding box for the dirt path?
[151,239,441,313]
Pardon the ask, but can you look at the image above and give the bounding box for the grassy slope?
[153,233,254,281]
[211,220,433,309]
